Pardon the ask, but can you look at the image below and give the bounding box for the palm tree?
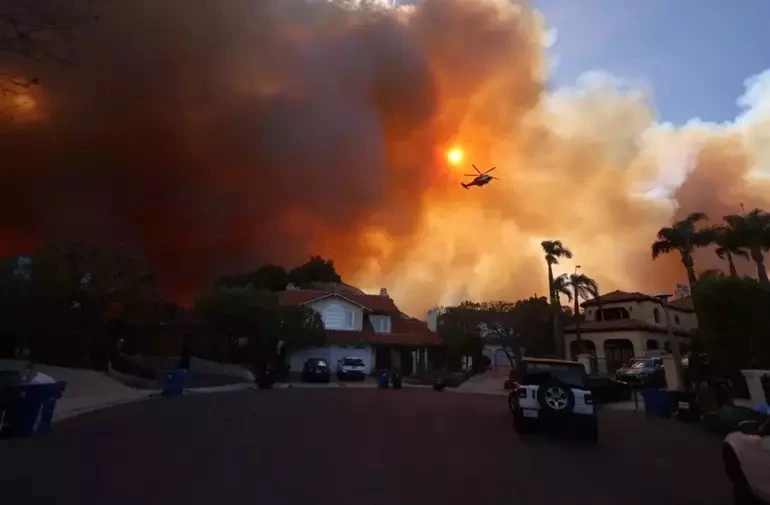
[555,272,600,354]
[722,208,770,284]
[713,220,749,278]
[541,240,573,303]
[541,240,572,357]
[651,212,714,292]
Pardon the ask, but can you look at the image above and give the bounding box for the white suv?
[336,357,366,381]
[723,418,770,504]
[508,358,598,442]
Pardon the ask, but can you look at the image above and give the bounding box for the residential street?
[0,389,732,505]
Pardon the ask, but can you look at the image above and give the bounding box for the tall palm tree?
[723,208,770,284]
[651,212,714,292]
[541,240,572,357]
[554,272,600,354]
[713,220,749,278]
[541,240,573,303]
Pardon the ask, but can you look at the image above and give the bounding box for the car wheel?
[723,444,760,505]
[508,392,518,414]
[536,380,576,415]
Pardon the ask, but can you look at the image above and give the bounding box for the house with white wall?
[279,285,443,375]
[564,290,696,373]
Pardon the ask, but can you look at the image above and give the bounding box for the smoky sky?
[2,0,770,313]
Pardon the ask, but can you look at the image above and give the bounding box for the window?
[371,315,391,333]
[653,308,661,323]
[674,315,680,325]
[345,310,355,329]
[599,307,630,321]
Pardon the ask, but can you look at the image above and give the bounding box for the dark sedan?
[615,357,666,388]
[301,358,331,383]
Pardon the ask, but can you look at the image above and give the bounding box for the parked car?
[507,358,598,442]
[301,358,331,383]
[336,357,366,381]
[615,357,666,388]
[723,417,770,504]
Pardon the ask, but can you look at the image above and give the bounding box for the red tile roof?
[580,290,658,307]
[581,290,695,313]
[278,289,442,346]
[278,289,400,314]
[564,318,692,337]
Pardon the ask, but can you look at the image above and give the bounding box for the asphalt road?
[0,389,732,505]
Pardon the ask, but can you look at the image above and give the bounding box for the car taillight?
[584,393,593,405]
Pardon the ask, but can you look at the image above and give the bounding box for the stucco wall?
[584,300,696,331]
[565,329,690,359]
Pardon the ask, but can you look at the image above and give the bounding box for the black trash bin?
[256,365,274,390]
[391,372,402,389]
[0,381,68,438]
[674,389,701,422]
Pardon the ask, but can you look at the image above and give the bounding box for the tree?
[541,240,573,303]
[651,212,714,291]
[195,285,276,360]
[723,208,770,284]
[273,306,325,354]
[554,272,600,354]
[0,242,156,368]
[541,240,572,358]
[195,285,325,365]
[713,220,749,278]
[288,256,342,285]
[437,297,554,371]
[216,264,288,292]
[693,275,770,374]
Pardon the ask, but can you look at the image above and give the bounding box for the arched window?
[653,308,661,323]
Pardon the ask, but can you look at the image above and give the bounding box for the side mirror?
[738,420,760,435]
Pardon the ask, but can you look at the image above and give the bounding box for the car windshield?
[629,359,654,369]
[343,358,364,366]
[307,359,328,368]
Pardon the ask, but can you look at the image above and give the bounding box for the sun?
[446,147,464,166]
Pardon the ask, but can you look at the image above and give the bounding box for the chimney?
[379,288,389,297]
[426,308,438,332]
[286,283,300,291]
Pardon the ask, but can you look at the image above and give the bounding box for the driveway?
[0,389,731,505]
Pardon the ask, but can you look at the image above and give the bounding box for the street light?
[655,292,684,390]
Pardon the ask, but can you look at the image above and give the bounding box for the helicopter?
[461,164,498,189]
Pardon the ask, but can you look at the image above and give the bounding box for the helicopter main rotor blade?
[483,166,497,174]
[472,164,482,175]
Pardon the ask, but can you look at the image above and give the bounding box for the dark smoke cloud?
[2,0,770,314]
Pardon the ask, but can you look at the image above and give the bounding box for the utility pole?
[656,293,684,389]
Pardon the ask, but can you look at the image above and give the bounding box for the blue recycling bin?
[162,369,188,397]
[378,370,390,389]
[0,381,68,438]
[641,389,675,418]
